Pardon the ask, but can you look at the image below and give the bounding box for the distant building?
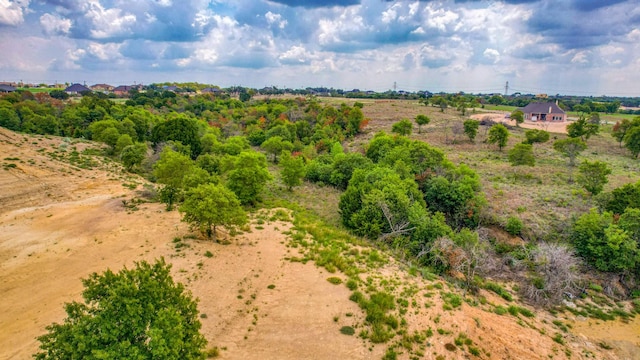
[64,83,91,95]
[521,102,566,122]
[201,87,220,94]
[113,85,141,96]
[0,84,16,92]
[91,83,114,92]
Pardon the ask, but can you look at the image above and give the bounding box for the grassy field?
[339,99,640,242]
[18,87,53,93]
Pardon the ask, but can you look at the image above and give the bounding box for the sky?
[0,0,639,96]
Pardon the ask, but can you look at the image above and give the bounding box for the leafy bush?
[505,216,523,236]
[34,259,207,359]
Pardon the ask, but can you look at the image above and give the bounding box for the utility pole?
[504,81,509,96]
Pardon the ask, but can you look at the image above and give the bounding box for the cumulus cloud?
[40,12,71,34]
[0,0,30,26]
[268,0,359,8]
[1,0,639,95]
[279,45,313,65]
[265,11,287,29]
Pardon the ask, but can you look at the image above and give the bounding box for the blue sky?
[0,0,638,95]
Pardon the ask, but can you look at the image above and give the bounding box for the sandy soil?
[0,127,635,360]
[470,112,569,134]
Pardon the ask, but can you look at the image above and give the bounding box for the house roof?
[521,102,565,114]
[91,83,113,90]
[113,85,136,92]
[65,83,91,93]
[201,87,220,93]
[0,84,16,92]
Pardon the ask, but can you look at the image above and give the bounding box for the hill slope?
[0,127,634,359]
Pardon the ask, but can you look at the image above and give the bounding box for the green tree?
[553,138,587,167]
[523,129,550,145]
[0,107,20,130]
[280,151,306,190]
[34,259,207,360]
[391,119,413,136]
[508,143,535,166]
[260,136,293,163]
[612,118,639,148]
[567,116,599,141]
[415,114,430,134]
[49,89,69,100]
[115,134,134,156]
[151,114,202,158]
[571,209,639,272]
[120,142,147,171]
[605,181,640,215]
[463,119,479,143]
[510,110,524,126]
[225,151,272,205]
[421,164,484,229]
[153,148,195,210]
[624,126,640,158]
[180,183,247,239]
[487,123,509,151]
[576,160,611,195]
[95,127,121,152]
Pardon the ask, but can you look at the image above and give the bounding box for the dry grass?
[321,99,640,241]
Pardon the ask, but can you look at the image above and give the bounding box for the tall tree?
[34,259,207,360]
[415,114,430,134]
[180,183,247,239]
[260,136,293,163]
[510,110,524,126]
[624,126,640,158]
[576,160,611,195]
[153,147,195,210]
[225,151,272,205]
[463,119,479,143]
[567,115,599,141]
[280,151,306,190]
[487,123,509,151]
[553,138,587,167]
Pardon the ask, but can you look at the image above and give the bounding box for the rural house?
[91,84,114,93]
[521,102,566,122]
[64,83,91,95]
[113,85,139,96]
[0,84,16,92]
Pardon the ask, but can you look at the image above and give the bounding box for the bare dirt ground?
[0,127,635,359]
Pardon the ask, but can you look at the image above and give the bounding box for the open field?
[1,96,639,359]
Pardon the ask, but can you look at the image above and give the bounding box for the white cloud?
[425,5,458,32]
[279,45,313,65]
[82,0,136,39]
[483,48,500,63]
[265,11,287,29]
[86,42,120,61]
[571,51,590,64]
[40,13,72,35]
[316,7,367,48]
[381,3,400,24]
[0,0,30,26]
